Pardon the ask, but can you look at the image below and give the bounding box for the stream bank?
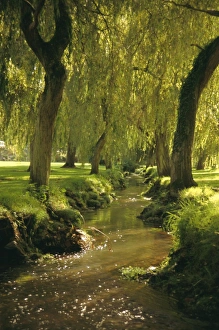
[0,175,209,330]
[0,169,125,270]
[137,167,219,325]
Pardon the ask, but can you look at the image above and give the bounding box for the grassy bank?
[137,167,219,323]
[0,162,125,266]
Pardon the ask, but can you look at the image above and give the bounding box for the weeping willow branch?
[164,1,219,17]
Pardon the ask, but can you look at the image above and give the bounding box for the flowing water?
[0,176,208,329]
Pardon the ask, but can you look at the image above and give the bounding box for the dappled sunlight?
[193,169,219,187]
[0,182,201,330]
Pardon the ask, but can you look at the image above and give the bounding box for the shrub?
[161,188,219,321]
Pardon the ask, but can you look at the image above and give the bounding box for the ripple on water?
[0,181,210,330]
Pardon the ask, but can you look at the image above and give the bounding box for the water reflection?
[0,178,208,329]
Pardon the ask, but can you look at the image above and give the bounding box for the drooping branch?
[91,0,110,17]
[133,64,163,81]
[164,1,219,17]
[191,44,204,51]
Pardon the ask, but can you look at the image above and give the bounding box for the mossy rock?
[32,219,90,254]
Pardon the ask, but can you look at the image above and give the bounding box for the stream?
[0,176,209,329]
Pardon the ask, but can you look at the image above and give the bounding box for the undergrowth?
[155,187,219,322]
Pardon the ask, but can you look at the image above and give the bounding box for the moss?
[87,199,101,208]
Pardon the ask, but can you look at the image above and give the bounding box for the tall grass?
[163,187,219,320]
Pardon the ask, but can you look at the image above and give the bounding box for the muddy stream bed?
[0,176,209,329]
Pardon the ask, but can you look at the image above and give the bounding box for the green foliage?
[0,189,48,221]
[144,166,158,178]
[27,184,49,203]
[179,186,214,201]
[100,169,125,189]
[119,266,146,281]
[160,187,219,320]
[54,208,84,227]
[167,188,219,249]
[122,159,137,173]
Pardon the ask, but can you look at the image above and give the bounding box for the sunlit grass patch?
[193,168,219,188]
[179,186,214,201]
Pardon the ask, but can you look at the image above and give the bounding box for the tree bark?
[145,143,156,168]
[155,130,170,176]
[62,144,77,168]
[171,36,219,190]
[90,132,106,174]
[105,153,112,169]
[196,148,208,170]
[90,98,109,175]
[20,0,71,186]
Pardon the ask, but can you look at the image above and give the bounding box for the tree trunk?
[171,37,219,190]
[145,143,156,168]
[155,131,170,176]
[30,67,66,185]
[196,148,208,170]
[62,144,77,168]
[105,156,112,170]
[20,0,71,186]
[90,132,106,175]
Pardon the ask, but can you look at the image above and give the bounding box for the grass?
[193,168,219,188]
[1,162,219,321]
[0,161,118,219]
[0,161,119,259]
[0,161,95,193]
[154,170,219,322]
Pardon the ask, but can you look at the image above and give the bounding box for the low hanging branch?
[164,1,219,17]
[133,63,163,81]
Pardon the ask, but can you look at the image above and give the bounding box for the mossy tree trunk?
[171,37,219,190]
[20,0,71,186]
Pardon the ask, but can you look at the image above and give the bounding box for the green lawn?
[193,168,219,188]
[0,161,112,214]
[1,162,219,192]
[0,161,92,192]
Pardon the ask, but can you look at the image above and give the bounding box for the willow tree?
[20,0,72,186]
[128,1,188,175]
[169,3,219,189]
[171,37,219,188]
[193,78,219,170]
[0,0,41,151]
